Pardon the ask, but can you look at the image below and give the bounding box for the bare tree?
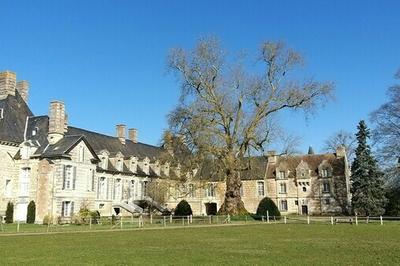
[167,37,334,214]
[323,130,356,161]
[370,69,400,186]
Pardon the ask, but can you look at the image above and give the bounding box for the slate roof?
[0,91,33,143]
[266,154,346,179]
[24,115,163,163]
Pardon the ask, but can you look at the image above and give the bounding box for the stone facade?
[0,70,351,223]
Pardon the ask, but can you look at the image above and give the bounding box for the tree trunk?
[217,168,249,215]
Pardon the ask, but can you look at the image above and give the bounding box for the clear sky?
[1,0,399,153]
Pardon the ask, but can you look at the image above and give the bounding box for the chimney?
[16,80,29,103]
[266,150,277,164]
[128,128,138,143]
[0,71,16,99]
[336,145,346,158]
[116,124,126,145]
[48,101,67,144]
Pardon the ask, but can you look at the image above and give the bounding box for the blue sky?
[1,0,399,153]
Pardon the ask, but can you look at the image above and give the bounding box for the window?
[63,165,75,190]
[116,160,123,171]
[19,168,31,196]
[114,179,122,200]
[5,179,12,197]
[99,177,107,199]
[324,198,330,205]
[91,169,95,191]
[0,108,3,119]
[321,169,329,178]
[277,171,286,180]
[78,146,85,163]
[280,200,288,211]
[32,127,38,136]
[295,200,298,206]
[188,184,195,198]
[323,181,330,193]
[143,181,148,197]
[206,183,216,197]
[130,160,137,173]
[302,186,307,192]
[279,183,287,194]
[257,181,265,197]
[101,157,108,169]
[130,180,135,198]
[61,201,74,217]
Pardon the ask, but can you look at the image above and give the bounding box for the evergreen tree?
[174,200,193,216]
[256,197,281,217]
[351,121,387,215]
[26,201,36,224]
[5,202,14,224]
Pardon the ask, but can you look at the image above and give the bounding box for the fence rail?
[1,214,399,235]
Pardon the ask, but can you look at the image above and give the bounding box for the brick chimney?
[0,71,16,100]
[16,80,29,103]
[128,128,138,143]
[336,146,346,158]
[48,101,67,144]
[116,124,126,145]
[266,151,277,164]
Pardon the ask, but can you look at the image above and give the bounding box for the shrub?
[256,197,280,217]
[174,200,193,216]
[43,215,52,225]
[5,202,14,223]
[90,211,100,224]
[26,201,36,224]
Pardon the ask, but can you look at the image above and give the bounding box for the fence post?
[245,215,247,224]
[89,217,92,230]
[355,214,358,226]
[190,215,193,224]
[0,220,3,232]
[267,211,270,223]
[366,216,369,224]
[182,217,185,226]
[262,216,265,222]
[47,221,50,233]
[307,215,310,225]
[131,215,134,227]
[170,214,172,224]
[284,216,287,224]
[17,221,20,233]
[227,214,231,223]
[150,214,153,224]
[380,216,383,226]
[209,215,212,224]
[163,216,166,227]
[120,217,123,229]
[330,216,334,225]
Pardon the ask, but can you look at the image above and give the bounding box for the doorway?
[205,203,217,215]
[301,205,308,215]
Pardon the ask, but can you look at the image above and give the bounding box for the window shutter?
[61,202,65,217]
[71,201,74,216]
[62,165,66,190]
[72,167,77,190]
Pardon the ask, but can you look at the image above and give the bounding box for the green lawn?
[0,224,399,265]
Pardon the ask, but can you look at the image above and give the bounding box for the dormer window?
[32,127,38,136]
[277,171,286,180]
[321,169,329,178]
[116,160,123,171]
[78,146,85,163]
[101,157,108,169]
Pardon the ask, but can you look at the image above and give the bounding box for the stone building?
[0,70,351,223]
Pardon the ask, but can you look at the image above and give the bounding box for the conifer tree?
[26,201,36,224]
[5,202,13,224]
[351,121,387,215]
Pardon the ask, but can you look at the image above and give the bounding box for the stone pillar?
[48,101,67,144]
[116,124,126,145]
[16,80,29,103]
[0,71,16,99]
[128,128,138,143]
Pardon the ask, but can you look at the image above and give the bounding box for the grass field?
[0,223,399,265]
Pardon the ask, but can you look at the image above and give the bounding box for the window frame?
[257,181,265,197]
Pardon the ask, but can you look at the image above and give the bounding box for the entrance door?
[301,205,308,215]
[205,203,217,215]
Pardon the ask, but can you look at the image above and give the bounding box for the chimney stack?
[336,146,346,158]
[48,101,67,144]
[116,124,126,145]
[266,150,277,164]
[16,80,29,103]
[128,128,138,143]
[0,71,16,100]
